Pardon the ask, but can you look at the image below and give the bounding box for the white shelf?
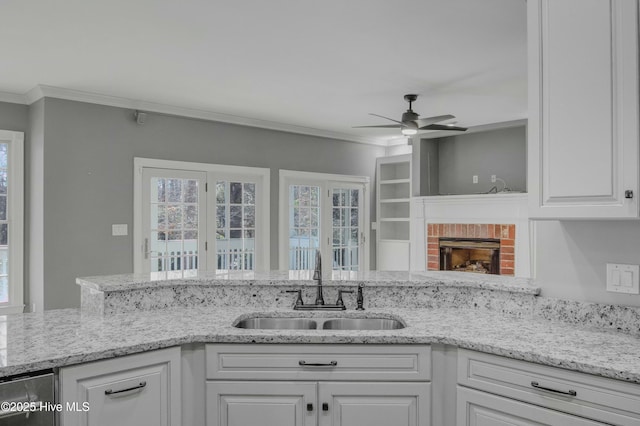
[380,179,411,185]
[379,198,411,203]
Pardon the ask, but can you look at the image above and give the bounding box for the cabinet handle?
[298,360,338,367]
[105,381,147,395]
[306,403,313,412]
[625,190,634,199]
[322,402,329,411]
[530,381,576,397]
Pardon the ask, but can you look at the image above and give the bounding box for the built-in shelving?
[376,154,411,271]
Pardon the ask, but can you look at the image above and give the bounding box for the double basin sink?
[235,316,405,330]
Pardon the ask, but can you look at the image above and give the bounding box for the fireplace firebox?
[439,238,500,275]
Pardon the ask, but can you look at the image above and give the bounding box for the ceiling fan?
[354,94,467,136]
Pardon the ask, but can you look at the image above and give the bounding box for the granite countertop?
[76,270,540,294]
[3,305,639,383]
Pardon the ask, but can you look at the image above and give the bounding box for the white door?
[285,180,367,273]
[141,168,207,274]
[457,387,607,426]
[329,184,365,272]
[207,381,317,426]
[318,382,430,426]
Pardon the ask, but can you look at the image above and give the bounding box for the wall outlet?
[112,224,128,236]
[491,175,497,183]
[472,175,478,184]
[606,263,640,294]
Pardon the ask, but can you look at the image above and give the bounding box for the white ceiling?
[0,0,527,145]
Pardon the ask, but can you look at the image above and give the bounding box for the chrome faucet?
[313,249,325,305]
[286,249,355,310]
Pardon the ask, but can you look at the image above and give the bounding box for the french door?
[283,175,367,273]
[141,168,207,274]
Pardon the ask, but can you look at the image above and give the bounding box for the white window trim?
[278,169,370,272]
[133,157,270,273]
[0,130,24,315]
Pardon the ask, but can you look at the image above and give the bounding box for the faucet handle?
[336,289,354,307]
[286,289,304,307]
[356,283,365,311]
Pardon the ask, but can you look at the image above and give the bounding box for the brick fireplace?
[427,224,515,276]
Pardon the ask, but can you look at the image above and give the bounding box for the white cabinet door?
[207,381,317,426]
[528,0,639,218]
[457,387,607,426]
[60,347,181,426]
[318,382,430,426]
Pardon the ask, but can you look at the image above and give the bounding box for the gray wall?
[0,101,28,132]
[35,98,384,310]
[534,221,640,307]
[433,126,526,195]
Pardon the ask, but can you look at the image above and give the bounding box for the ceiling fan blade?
[420,124,468,132]
[369,113,404,125]
[414,114,455,128]
[352,124,402,129]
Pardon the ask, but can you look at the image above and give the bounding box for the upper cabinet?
[528,0,640,219]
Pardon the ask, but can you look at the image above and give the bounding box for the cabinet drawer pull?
[322,402,329,411]
[298,360,338,367]
[530,381,577,397]
[306,403,313,412]
[105,381,147,395]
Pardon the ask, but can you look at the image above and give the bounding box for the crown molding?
[23,85,386,146]
[0,91,28,105]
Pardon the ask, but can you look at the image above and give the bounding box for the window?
[279,170,369,273]
[134,159,269,274]
[0,130,24,314]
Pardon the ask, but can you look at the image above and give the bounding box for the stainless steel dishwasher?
[0,372,55,425]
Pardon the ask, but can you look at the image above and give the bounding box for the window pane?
[167,205,182,229]
[0,145,7,169]
[184,180,198,203]
[230,206,242,228]
[216,182,225,204]
[0,171,7,195]
[288,184,321,270]
[184,206,198,229]
[230,182,242,204]
[243,206,255,228]
[216,206,226,228]
[0,224,7,246]
[243,183,255,205]
[167,179,182,202]
[0,196,6,221]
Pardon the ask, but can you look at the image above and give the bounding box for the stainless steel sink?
[321,318,405,330]
[235,317,318,330]
[234,316,405,330]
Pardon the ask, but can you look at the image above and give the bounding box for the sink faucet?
[286,249,356,310]
[313,249,325,305]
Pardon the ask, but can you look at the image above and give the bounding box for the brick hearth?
[427,223,515,276]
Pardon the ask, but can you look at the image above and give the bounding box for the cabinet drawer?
[457,386,607,425]
[458,349,640,426]
[206,344,431,381]
[60,347,181,426]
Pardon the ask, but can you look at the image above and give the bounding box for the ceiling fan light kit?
[354,93,468,136]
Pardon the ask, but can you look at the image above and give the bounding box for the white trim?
[23,85,383,146]
[278,169,370,272]
[0,305,24,315]
[0,91,27,105]
[0,130,24,312]
[134,158,270,273]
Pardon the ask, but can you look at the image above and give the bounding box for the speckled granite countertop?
[77,270,540,294]
[3,306,639,383]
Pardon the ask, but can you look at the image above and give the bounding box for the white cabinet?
[376,154,412,270]
[457,349,640,426]
[59,347,181,426]
[207,381,317,426]
[457,387,607,425]
[205,344,431,426]
[319,382,429,426]
[528,0,640,218]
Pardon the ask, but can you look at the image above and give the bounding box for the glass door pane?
[215,180,256,270]
[288,184,321,270]
[331,186,362,271]
[142,169,206,274]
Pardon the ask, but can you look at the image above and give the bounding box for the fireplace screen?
[439,238,500,274]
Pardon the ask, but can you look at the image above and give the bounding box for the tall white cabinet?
[376,154,412,270]
[528,0,640,219]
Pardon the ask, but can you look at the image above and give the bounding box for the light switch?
[606,263,640,294]
[112,224,128,236]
